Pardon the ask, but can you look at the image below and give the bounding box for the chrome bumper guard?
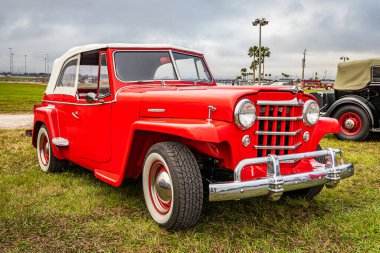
[209,148,354,202]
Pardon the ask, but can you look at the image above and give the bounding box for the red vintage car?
[32,44,354,230]
[302,79,323,89]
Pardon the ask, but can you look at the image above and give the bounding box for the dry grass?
[0,130,379,252]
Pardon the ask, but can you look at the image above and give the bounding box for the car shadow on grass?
[62,162,344,236]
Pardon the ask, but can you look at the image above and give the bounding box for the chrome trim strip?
[253,143,302,150]
[42,85,130,106]
[147,108,166,113]
[257,116,302,121]
[257,98,304,106]
[43,100,115,106]
[94,171,117,183]
[169,49,180,81]
[209,148,354,201]
[255,129,303,136]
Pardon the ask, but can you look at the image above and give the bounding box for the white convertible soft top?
[46,43,202,94]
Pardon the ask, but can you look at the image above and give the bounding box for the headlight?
[303,100,320,126]
[234,99,256,130]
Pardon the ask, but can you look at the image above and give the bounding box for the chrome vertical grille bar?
[255,101,303,157]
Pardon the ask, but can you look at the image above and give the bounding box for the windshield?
[114,51,212,83]
[172,53,212,82]
[114,51,177,82]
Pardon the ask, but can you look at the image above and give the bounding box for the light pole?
[44,55,47,74]
[46,54,49,74]
[340,56,349,62]
[8,48,12,74]
[252,18,269,85]
[24,54,27,74]
[11,53,14,74]
[301,49,308,81]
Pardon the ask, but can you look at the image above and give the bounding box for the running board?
[370,128,380,133]
[52,137,69,147]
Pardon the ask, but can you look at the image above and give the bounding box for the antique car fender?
[130,118,230,143]
[104,118,233,187]
[32,106,65,160]
[324,95,377,127]
[308,117,340,146]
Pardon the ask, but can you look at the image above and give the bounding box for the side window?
[57,59,78,87]
[99,54,110,97]
[78,65,98,89]
[77,64,98,99]
[195,59,211,81]
[372,67,380,83]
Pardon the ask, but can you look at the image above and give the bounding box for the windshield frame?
[112,49,214,84]
[171,51,213,84]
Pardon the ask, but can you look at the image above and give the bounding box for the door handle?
[72,111,79,119]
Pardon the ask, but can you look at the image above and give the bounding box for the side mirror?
[85,92,97,103]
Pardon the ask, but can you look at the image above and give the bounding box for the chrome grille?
[255,99,303,157]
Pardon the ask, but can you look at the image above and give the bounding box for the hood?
[118,85,303,122]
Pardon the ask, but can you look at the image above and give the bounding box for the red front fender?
[309,117,340,148]
[130,118,231,143]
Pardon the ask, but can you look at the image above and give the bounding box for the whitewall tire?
[142,142,203,230]
[36,125,66,173]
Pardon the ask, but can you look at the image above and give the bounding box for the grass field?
[0,76,47,83]
[0,130,379,252]
[0,82,45,113]
[0,81,326,114]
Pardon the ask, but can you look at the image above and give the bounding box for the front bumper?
[209,148,354,201]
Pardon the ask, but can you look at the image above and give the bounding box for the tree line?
[239,46,271,81]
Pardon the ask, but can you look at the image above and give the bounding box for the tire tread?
[147,142,203,230]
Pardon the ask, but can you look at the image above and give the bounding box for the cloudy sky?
[1,0,379,79]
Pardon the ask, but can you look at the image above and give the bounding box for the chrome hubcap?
[154,170,172,203]
[344,119,355,130]
[44,143,49,156]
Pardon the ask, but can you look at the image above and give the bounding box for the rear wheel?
[284,145,325,200]
[37,125,66,173]
[142,142,203,230]
[333,105,370,141]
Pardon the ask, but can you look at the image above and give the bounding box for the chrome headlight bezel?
[234,99,256,130]
[303,100,320,126]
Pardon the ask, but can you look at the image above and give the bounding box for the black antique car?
[311,58,380,141]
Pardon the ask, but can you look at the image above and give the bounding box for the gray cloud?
[0,0,379,78]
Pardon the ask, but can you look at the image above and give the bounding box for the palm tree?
[248,46,259,82]
[281,73,289,78]
[249,59,259,82]
[241,68,247,80]
[260,47,271,78]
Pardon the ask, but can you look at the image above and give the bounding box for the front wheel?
[142,142,203,230]
[333,105,370,141]
[284,145,325,200]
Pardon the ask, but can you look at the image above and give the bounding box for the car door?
[368,66,380,111]
[74,52,112,163]
[53,55,82,162]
